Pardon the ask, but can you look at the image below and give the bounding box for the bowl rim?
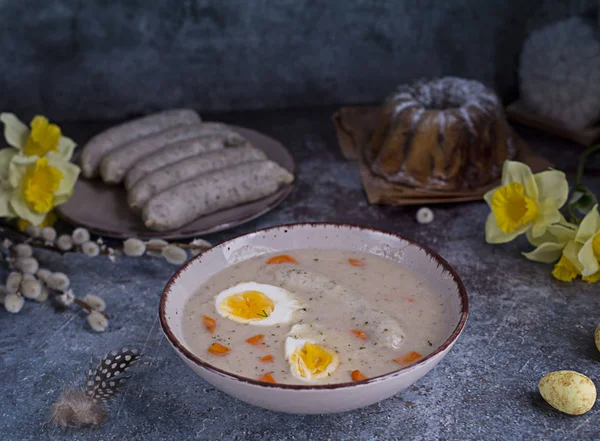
[159,222,469,390]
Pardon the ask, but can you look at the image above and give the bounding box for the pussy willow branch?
[0,223,210,256]
[575,144,600,187]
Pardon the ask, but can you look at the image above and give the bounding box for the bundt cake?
[366,77,518,190]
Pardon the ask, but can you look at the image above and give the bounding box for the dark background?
[1,0,598,122]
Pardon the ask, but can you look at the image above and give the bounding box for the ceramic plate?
[56,126,295,240]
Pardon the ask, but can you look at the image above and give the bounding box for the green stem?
[575,144,600,187]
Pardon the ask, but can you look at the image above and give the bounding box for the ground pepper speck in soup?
[182,249,453,385]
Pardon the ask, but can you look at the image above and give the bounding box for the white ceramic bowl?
[160,223,468,414]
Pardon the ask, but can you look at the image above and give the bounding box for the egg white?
[214,281,301,326]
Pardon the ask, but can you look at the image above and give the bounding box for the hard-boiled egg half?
[214,281,301,326]
[285,324,340,382]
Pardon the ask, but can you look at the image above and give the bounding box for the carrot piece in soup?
[208,343,230,356]
[246,334,264,345]
[203,315,216,333]
[351,370,368,381]
[259,354,274,363]
[258,372,276,383]
[350,329,367,340]
[266,254,298,264]
[393,351,422,365]
[348,258,365,267]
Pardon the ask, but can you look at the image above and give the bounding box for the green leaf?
[569,185,597,216]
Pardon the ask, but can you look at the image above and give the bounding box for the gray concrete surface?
[1,108,600,440]
[0,0,598,121]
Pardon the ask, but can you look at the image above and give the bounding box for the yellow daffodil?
[484,161,569,244]
[0,153,79,225]
[17,211,57,232]
[574,205,600,277]
[551,241,583,282]
[0,113,76,160]
[523,223,577,263]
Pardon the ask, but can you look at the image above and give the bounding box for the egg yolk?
[290,342,335,379]
[220,290,274,321]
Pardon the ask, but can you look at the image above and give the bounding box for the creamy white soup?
[182,249,453,385]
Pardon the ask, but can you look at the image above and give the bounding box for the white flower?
[6,272,22,292]
[123,238,146,256]
[2,238,13,249]
[56,289,75,307]
[36,268,51,283]
[146,239,167,257]
[15,257,39,274]
[83,294,106,312]
[81,241,100,257]
[41,226,57,242]
[4,293,24,313]
[56,234,73,251]
[416,207,434,224]
[72,227,90,245]
[21,279,41,299]
[162,244,187,265]
[87,310,108,332]
[24,225,40,238]
[47,272,70,291]
[190,238,212,256]
[14,243,32,257]
[36,286,48,302]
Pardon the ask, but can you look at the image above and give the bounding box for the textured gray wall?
[0,0,597,122]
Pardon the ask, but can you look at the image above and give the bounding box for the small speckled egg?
[595,325,600,353]
[538,370,596,415]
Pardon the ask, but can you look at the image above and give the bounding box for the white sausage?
[79,109,200,178]
[271,268,406,350]
[99,122,232,184]
[127,145,267,210]
[124,132,247,190]
[142,160,294,231]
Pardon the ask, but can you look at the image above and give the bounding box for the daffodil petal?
[523,242,565,264]
[9,191,46,225]
[526,222,576,247]
[8,154,36,188]
[530,198,561,238]
[485,213,528,244]
[0,183,14,217]
[534,170,569,208]
[483,187,497,207]
[563,240,584,272]
[501,161,539,200]
[0,113,29,149]
[57,136,77,161]
[47,155,80,199]
[575,205,600,244]
[0,148,17,182]
[578,236,600,277]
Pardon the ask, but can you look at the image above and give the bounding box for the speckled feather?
[85,348,142,402]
